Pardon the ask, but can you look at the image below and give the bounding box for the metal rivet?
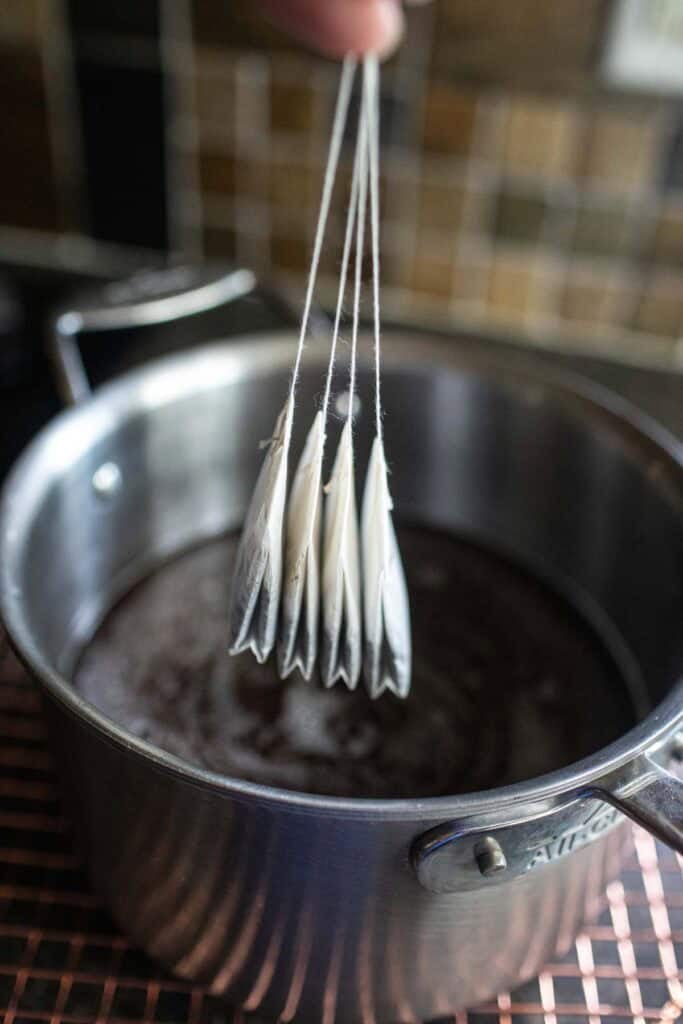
[474,837,507,878]
[671,731,683,762]
[92,462,122,499]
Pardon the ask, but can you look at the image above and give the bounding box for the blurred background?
[0,0,682,369]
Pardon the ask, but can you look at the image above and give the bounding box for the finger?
[258,0,405,60]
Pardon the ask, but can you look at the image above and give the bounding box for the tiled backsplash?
[1,0,682,367]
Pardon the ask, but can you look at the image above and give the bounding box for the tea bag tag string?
[320,112,363,428]
[289,56,356,407]
[347,73,370,425]
[364,55,383,443]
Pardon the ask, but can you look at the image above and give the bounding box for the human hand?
[255,0,430,60]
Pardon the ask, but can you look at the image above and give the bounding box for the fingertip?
[258,0,405,61]
[372,0,405,59]
[309,0,404,61]
[333,0,404,61]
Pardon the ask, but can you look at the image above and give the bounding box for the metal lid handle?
[49,264,322,406]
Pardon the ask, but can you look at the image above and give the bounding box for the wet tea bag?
[229,54,411,698]
[360,56,412,698]
[228,398,293,662]
[279,119,363,681]
[277,410,324,679]
[228,58,356,664]
[320,98,369,691]
[361,435,411,697]
[321,419,362,687]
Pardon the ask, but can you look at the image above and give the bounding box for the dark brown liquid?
[74,528,636,798]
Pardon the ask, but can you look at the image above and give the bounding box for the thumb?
[257,0,405,60]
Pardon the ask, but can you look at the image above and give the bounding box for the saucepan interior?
[2,332,682,805]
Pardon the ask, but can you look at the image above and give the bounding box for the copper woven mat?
[0,632,680,1024]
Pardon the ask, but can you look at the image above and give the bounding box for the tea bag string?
[364,55,383,443]
[320,111,364,427]
[289,56,356,403]
[347,79,370,423]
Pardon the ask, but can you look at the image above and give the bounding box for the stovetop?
[0,254,681,1023]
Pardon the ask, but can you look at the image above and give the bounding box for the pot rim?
[2,332,682,821]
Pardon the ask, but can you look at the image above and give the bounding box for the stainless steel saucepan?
[1,268,682,1022]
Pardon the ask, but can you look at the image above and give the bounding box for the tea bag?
[228,397,293,662]
[321,419,362,688]
[361,435,411,697]
[320,94,368,691]
[360,55,412,698]
[277,410,324,679]
[227,57,356,665]
[229,54,411,698]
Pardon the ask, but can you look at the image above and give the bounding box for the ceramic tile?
[529,261,564,322]
[378,221,415,288]
[202,225,237,261]
[472,95,508,164]
[411,249,455,301]
[661,113,683,191]
[191,0,290,52]
[270,79,317,136]
[381,153,415,203]
[633,273,683,338]
[487,253,536,321]
[651,201,683,267]
[417,180,467,234]
[494,189,548,244]
[432,0,608,88]
[375,260,404,307]
[379,88,415,150]
[210,153,271,205]
[344,85,411,151]
[580,108,662,193]
[198,151,236,195]
[571,200,637,259]
[451,252,490,305]
[315,214,349,279]
[269,161,315,211]
[502,98,580,179]
[409,228,456,299]
[194,66,236,138]
[560,266,630,326]
[271,231,310,274]
[422,84,478,157]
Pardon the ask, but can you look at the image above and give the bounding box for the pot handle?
[411,736,683,894]
[49,263,322,405]
[587,747,683,853]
